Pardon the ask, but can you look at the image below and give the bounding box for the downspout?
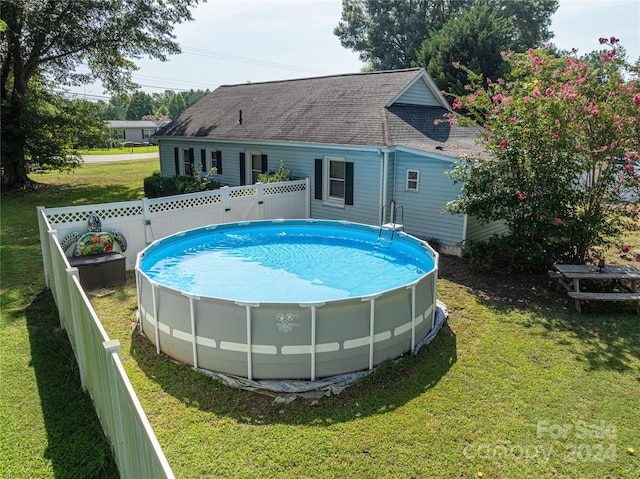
[379,149,389,225]
[391,149,397,201]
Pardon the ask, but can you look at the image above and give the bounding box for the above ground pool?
[136,220,439,381]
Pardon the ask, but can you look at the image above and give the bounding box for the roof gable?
[156,68,475,157]
[388,71,450,109]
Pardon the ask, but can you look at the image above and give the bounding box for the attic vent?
[435,145,444,151]
[238,109,243,125]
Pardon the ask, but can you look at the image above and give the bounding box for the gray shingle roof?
[157,68,481,158]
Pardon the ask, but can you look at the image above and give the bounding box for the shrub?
[446,37,640,270]
[257,160,295,183]
[143,169,221,198]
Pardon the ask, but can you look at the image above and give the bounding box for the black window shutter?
[189,148,195,166]
[216,151,222,174]
[261,154,268,173]
[174,147,179,175]
[201,149,206,171]
[314,159,323,200]
[239,152,246,185]
[345,162,354,205]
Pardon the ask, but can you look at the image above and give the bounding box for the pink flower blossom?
[508,117,516,124]
[499,140,509,148]
[545,88,553,98]
[452,98,461,110]
[622,245,630,253]
[634,93,640,106]
[534,56,543,66]
[554,218,564,226]
[576,144,584,151]
[610,36,619,43]
[599,37,607,44]
[516,191,526,200]
[532,89,541,98]
[523,96,532,104]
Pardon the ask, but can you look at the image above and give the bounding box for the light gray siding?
[392,151,466,246]
[395,79,440,107]
[465,216,508,243]
[158,139,384,226]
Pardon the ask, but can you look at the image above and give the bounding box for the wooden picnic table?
[551,264,640,313]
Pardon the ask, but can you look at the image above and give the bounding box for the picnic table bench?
[550,264,640,313]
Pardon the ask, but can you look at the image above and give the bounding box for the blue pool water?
[140,221,435,302]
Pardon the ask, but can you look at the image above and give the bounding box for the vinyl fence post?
[104,339,129,476]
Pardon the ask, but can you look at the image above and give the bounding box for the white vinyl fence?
[37,180,310,478]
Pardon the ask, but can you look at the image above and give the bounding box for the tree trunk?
[1,71,30,189]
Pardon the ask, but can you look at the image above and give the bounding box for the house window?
[249,152,262,184]
[406,169,420,191]
[314,157,354,207]
[327,157,345,201]
[114,129,125,141]
[239,151,267,185]
[203,148,222,174]
[182,148,194,176]
[142,128,155,140]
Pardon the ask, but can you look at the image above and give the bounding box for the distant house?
[107,120,170,146]
[155,68,503,255]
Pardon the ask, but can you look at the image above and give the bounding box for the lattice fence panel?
[229,188,256,198]
[264,182,307,195]
[47,206,143,224]
[149,194,221,214]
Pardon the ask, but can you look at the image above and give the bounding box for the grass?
[1,158,157,479]
[74,145,159,155]
[2,158,640,478]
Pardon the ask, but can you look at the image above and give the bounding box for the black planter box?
[68,252,126,290]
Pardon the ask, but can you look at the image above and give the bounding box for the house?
[154,68,503,255]
[107,120,170,146]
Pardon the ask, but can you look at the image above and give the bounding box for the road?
[81,152,159,163]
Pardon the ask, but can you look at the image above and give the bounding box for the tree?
[168,93,187,119]
[99,95,129,121]
[334,0,558,72]
[126,91,155,120]
[445,39,640,270]
[1,0,201,189]
[335,0,472,70]
[417,2,514,96]
[20,78,109,172]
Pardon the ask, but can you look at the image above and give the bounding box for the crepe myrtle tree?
[444,38,640,270]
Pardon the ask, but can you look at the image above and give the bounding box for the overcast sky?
[68,0,640,100]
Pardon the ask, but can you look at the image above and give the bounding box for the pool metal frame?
[136,220,439,381]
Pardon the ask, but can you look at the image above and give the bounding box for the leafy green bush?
[143,169,220,198]
[257,160,295,183]
[446,38,640,270]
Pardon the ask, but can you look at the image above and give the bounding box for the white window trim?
[142,128,155,139]
[323,156,346,208]
[246,150,262,185]
[206,147,218,174]
[406,168,420,192]
[181,147,192,176]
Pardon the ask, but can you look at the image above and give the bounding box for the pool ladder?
[373,203,404,257]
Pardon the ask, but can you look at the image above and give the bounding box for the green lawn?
[2,159,639,478]
[75,145,159,155]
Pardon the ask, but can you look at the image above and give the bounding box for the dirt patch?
[437,254,560,310]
